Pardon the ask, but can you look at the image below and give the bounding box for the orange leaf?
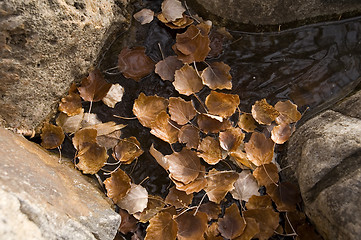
[251,99,279,125]
[201,62,232,90]
[238,113,257,132]
[155,55,183,81]
[205,91,240,118]
[271,124,292,144]
[165,186,193,209]
[168,97,197,125]
[219,127,245,152]
[76,141,108,174]
[173,64,204,96]
[145,212,178,240]
[78,69,111,102]
[176,211,208,240]
[40,123,65,149]
[205,222,223,240]
[165,15,194,29]
[72,128,97,150]
[178,124,200,149]
[244,132,274,166]
[58,92,82,116]
[172,165,207,194]
[150,111,179,144]
[205,169,238,203]
[113,136,143,164]
[274,100,301,124]
[245,195,273,210]
[136,195,164,223]
[218,203,246,239]
[197,136,222,165]
[234,218,260,240]
[253,163,279,187]
[197,114,231,134]
[103,169,131,204]
[149,144,168,170]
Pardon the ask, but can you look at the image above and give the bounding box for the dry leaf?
[234,218,260,240]
[40,123,65,149]
[150,111,179,144]
[164,14,194,29]
[76,141,108,174]
[178,124,200,149]
[231,170,260,202]
[267,182,301,212]
[274,100,301,124]
[251,99,279,125]
[219,127,245,152]
[149,144,168,170]
[176,211,208,240]
[173,64,204,96]
[243,208,279,240]
[168,97,197,125]
[103,169,131,204]
[133,92,168,128]
[173,165,207,194]
[118,209,138,234]
[197,114,231,133]
[229,148,256,170]
[208,28,232,58]
[145,212,178,240]
[136,195,165,223]
[296,223,323,240]
[78,69,111,102]
[113,136,144,164]
[161,0,185,22]
[205,91,240,118]
[72,128,97,150]
[253,163,279,187]
[218,203,246,239]
[118,183,148,214]
[133,8,154,25]
[118,46,155,81]
[205,169,238,203]
[245,195,273,210]
[58,92,82,116]
[81,113,102,128]
[96,129,121,150]
[56,110,84,134]
[83,121,125,136]
[102,83,124,108]
[244,132,274,166]
[197,136,222,165]
[155,55,183,81]
[201,62,232,90]
[238,113,257,132]
[198,202,221,221]
[271,124,292,144]
[165,186,193,209]
[205,222,223,240]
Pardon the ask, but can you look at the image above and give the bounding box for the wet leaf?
[198,202,221,221]
[197,114,231,133]
[205,91,240,118]
[113,136,144,164]
[176,211,208,240]
[243,208,279,240]
[267,182,301,212]
[173,64,204,96]
[118,183,148,214]
[56,110,84,134]
[165,186,193,209]
[102,83,124,108]
[219,127,245,152]
[149,144,168,170]
[103,169,131,204]
[168,97,197,125]
[231,170,260,202]
[76,142,108,174]
[58,92,82,116]
[118,46,155,81]
[244,132,274,166]
[78,69,111,102]
[172,165,207,194]
[274,100,301,124]
[238,113,257,132]
[178,124,200,149]
[245,195,273,210]
[150,111,179,144]
[136,195,165,223]
[133,8,154,25]
[218,203,246,239]
[234,218,260,240]
[155,55,183,81]
[251,99,279,125]
[253,163,279,187]
[161,0,185,22]
[205,169,239,203]
[118,209,139,234]
[40,123,65,149]
[208,28,232,58]
[197,136,222,165]
[201,62,232,90]
[271,124,292,144]
[133,92,168,128]
[145,212,178,240]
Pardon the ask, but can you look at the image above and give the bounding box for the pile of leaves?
[40,0,322,239]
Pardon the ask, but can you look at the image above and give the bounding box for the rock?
[282,91,361,240]
[0,0,130,132]
[188,0,361,29]
[0,127,121,240]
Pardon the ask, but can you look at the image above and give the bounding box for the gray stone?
[0,127,121,240]
[0,0,130,132]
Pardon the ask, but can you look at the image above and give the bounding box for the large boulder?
[0,0,130,132]
[282,90,361,240]
[0,127,121,240]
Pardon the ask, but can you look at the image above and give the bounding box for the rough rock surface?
[0,127,121,240]
[188,0,361,29]
[0,0,130,132]
[282,91,361,240]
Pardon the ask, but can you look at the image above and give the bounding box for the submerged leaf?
[205,169,238,203]
[161,0,185,22]
[197,136,222,165]
[113,136,144,164]
[251,99,279,125]
[145,212,178,240]
[168,97,197,125]
[155,55,183,81]
[40,123,65,149]
[118,183,148,214]
[133,8,154,25]
[150,111,179,144]
[78,69,111,102]
[205,91,240,118]
[231,170,260,202]
[201,62,232,90]
[102,83,124,108]
[173,64,204,96]
[176,211,208,240]
[218,203,246,239]
[244,132,274,166]
[104,169,131,204]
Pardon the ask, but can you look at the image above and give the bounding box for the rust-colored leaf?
[145,212,178,240]
[150,111,179,144]
[155,55,183,81]
[197,136,222,165]
[219,127,245,152]
[229,149,256,170]
[133,92,168,128]
[198,202,221,221]
[58,92,82,116]
[78,69,111,102]
[40,123,65,149]
[253,163,279,187]
[133,8,154,25]
[172,165,207,194]
[104,169,131,204]
[201,62,232,90]
[271,124,292,144]
[76,141,108,174]
[231,170,260,202]
[197,114,231,134]
[238,113,257,132]
[244,132,274,166]
[251,99,279,125]
[245,195,273,210]
[234,218,260,240]
[168,97,197,125]
[165,14,194,29]
[178,124,200,149]
[176,211,208,240]
[267,182,301,212]
[243,208,279,240]
[161,0,185,22]
[113,136,143,164]
[205,222,223,240]
[173,64,204,96]
[284,211,306,234]
[149,144,168,170]
[118,46,155,81]
[118,209,138,234]
[296,223,323,240]
[117,183,148,214]
[165,186,193,209]
[275,100,301,124]
[218,203,246,239]
[72,128,97,150]
[205,169,239,203]
[205,91,240,118]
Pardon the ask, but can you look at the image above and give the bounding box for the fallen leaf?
[238,113,257,132]
[201,62,232,90]
[118,183,148,214]
[133,92,168,128]
[230,170,260,202]
[244,132,274,166]
[163,14,194,29]
[78,69,111,102]
[83,121,126,136]
[145,212,178,240]
[150,111,179,144]
[197,136,222,165]
[136,195,165,223]
[165,186,193,209]
[274,100,301,124]
[118,46,155,81]
[245,195,273,210]
[205,91,240,118]
[133,8,154,25]
[40,123,65,149]
[271,124,292,144]
[176,211,208,240]
[198,202,221,221]
[208,28,232,58]
[102,83,124,108]
[219,127,245,152]
[96,129,121,150]
[172,165,207,194]
[56,110,84,134]
[205,169,239,203]
[76,141,108,174]
[118,208,139,234]
[81,113,102,128]
[284,211,306,234]
[197,114,231,134]
[113,136,144,164]
[168,97,197,125]
[267,182,301,212]
[218,203,246,239]
[251,99,279,125]
[234,217,260,240]
[205,222,223,240]
[173,64,204,96]
[58,92,82,116]
[253,163,279,187]
[243,208,279,240]
[104,169,131,204]
[178,124,200,149]
[149,144,168,170]
[72,128,97,150]
[155,55,183,81]
[229,148,256,170]
[161,0,185,22]
[296,223,323,240]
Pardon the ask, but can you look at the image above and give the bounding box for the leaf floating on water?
[274,100,301,124]
[78,69,111,102]
[168,97,197,125]
[173,64,204,96]
[176,211,208,240]
[58,92,82,116]
[271,123,292,144]
[113,136,143,164]
[253,163,279,187]
[244,132,274,166]
[238,113,257,133]
[197,136,222,165]
[201,62,232,90]
[205,169,238,204]
[161,0,185,22]
[165,186,193,209]
[251,99,279,125]
[218,203,246,239]
[155,55,183,81]
[133,92,168,128]
[219,127,245,152]
[267,182,301,212]
[197,114,231,134]
[118,46,155,81]
[230,170,260,202]
[103,169,131,204]
[102,83,124,108]
[243,208,279,240]
[150,111,179,144]
[56,109,84,134]
[145,212,178,240]
[133,8,154,25]
[118,183,148,215]
[205,91,240,118]
[245,195,273,210]
[178,124,200,149]
[40,123,65,149]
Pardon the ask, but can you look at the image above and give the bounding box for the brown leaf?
[219,127,245,152]
[166,15,194,29]
[56,110,84,134]
[149,144,168,170]
[234,218,260,240]
[271,124,292,144]
[133,8,154,25]
[205,222,223,240]
[218,203,246,239]
[238,113,257,132]
[133,92,168,128]
[198,202,221,221]
[201,62,232,90]
[253,163,279,187]
[208,28,232,58]
[76,141,108,174]
[58,92,82,116]
[274,100,301,124]
[197,114,231,134]
[118,209,139,234]
[117,183,148,214]
[197,136,222,165]
[230,171,260,202]
[136,195,164,223]
[172,165,207,194]
[229,149,256,170]
[205,169,239,203]
[150,111,179,144]
[245,195,273,210]
[173,64,204,96]
[72,128,97,150]
[40,123,65,149]
[104,169,131,204]
[243,208,279,240]
[296,223,323,240]
[251,99,279,125]
[161,0,185,22]
[165,148,201,184]
[267,182,301,212]
[113,136,143,164]
[118,46,155,81]
[78,69,111,102]
[145,212,178,240]
[178,124,200,149]
[155,55,183,81]
[83,121,125,136]
[168,97,197,125]
[96,129,121,150]
[176,211,208,240]
[102,83,124,108]
[284,211,306,234]
[165,186,193,209]
[205,91,240,118]
[244,132,274,166]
